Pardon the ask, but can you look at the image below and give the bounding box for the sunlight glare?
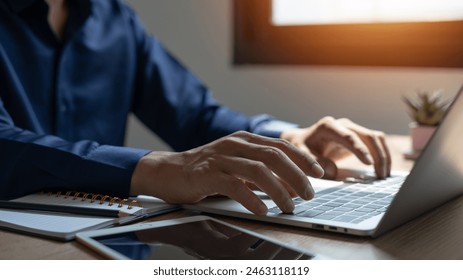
[273,0,463,25]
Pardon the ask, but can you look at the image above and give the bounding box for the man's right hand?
[130,131,324,215]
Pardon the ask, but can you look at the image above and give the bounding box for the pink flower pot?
[409,122,436,151]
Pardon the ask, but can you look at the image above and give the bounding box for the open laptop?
[185,84,463,237]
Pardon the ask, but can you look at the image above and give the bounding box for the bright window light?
[272,0,463,25]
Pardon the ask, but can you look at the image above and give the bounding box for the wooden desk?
[2,135,462,260]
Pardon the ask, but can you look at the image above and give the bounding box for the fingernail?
[284,199,295,213]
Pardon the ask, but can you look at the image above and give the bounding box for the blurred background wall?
[124,0,463,151]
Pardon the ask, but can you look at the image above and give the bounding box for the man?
[0,0,390,215]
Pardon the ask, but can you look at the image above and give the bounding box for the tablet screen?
[93,219,313,260]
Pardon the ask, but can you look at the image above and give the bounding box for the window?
[234,0,463,67]
[273,0,463,25]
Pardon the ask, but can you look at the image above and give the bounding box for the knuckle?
[219,135,240,148]
[321,116,336,123]
[318,117,336,131]
[375,131,386,139]
[251,161,269,175]
[275,138,293,149]
[232,130,252,139]
[339,117,350,122]
[263,146,284,160]
[343,132,357,143]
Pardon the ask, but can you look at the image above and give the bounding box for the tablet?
[77,215,323,260]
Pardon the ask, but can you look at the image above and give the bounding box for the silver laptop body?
[185,85,463,237]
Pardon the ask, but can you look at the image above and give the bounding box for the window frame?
[233,0,463,67]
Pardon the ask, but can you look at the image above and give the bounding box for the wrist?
[130,150,186,203]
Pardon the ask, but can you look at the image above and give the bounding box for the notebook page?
[0,209,113,240]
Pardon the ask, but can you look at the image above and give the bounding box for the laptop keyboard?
[268,175,405,224]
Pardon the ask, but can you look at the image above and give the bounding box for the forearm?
[0,125,149,199]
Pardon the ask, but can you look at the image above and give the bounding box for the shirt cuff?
[77,145,151,197]
[250,115,299,138]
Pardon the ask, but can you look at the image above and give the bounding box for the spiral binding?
[42,191,143,209]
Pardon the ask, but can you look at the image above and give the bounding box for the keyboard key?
[293,205,312,214]
[365,203,385,209]
[332,199,351,204]
[324,212,345,219]
[311,199,330,204]
[356,207,376,213]
[349,211,368,217]
[324,202,343,207]
[353,191,372,197]
[313,206,334,211]
[372,200,390,206]
[318,196,339,201]
[268,207,282,214]
[368,193,390,198]
[333,206,355,212]
[299,202,322,207]
[313,214,336,220]
[299,210,324,218]
[343,203,363,209]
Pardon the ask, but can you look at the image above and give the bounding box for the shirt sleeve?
[0,98,150,199]
[125,6,297,151]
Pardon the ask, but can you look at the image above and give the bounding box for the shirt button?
[60,105,67,112]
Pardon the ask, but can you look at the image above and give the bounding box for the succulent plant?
[403,90,451,126]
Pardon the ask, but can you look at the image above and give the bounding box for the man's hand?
[130,131,324,215]
[281,117,391,179]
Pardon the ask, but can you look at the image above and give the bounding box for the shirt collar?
[2,0,38,13]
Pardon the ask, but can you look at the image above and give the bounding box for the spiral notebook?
[0,191,180,241]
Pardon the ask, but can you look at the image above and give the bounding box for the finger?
[294,137,336,179]
[277,176,299,198]
[293,142,325,179]
[342,119,391,178]
[317,120,374,166]
[234,131,325,178]
[242,180,259,191]
[379,134,392,177]
[245,176,298,198]
[214,173,269,215]
[338,119,391,178]
[216,155,296,213]
[232,141,314,202]
[316,157,338,180]
[362,133,388,178]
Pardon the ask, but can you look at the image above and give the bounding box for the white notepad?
[0,209,114,240]
[0,192,180,241]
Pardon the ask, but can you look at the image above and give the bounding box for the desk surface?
[2,135,462,260]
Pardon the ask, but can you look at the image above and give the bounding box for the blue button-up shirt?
[0,0,296,199]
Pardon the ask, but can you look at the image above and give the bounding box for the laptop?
[185,84,463,237]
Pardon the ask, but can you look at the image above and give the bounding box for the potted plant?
[403,90,451,152]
